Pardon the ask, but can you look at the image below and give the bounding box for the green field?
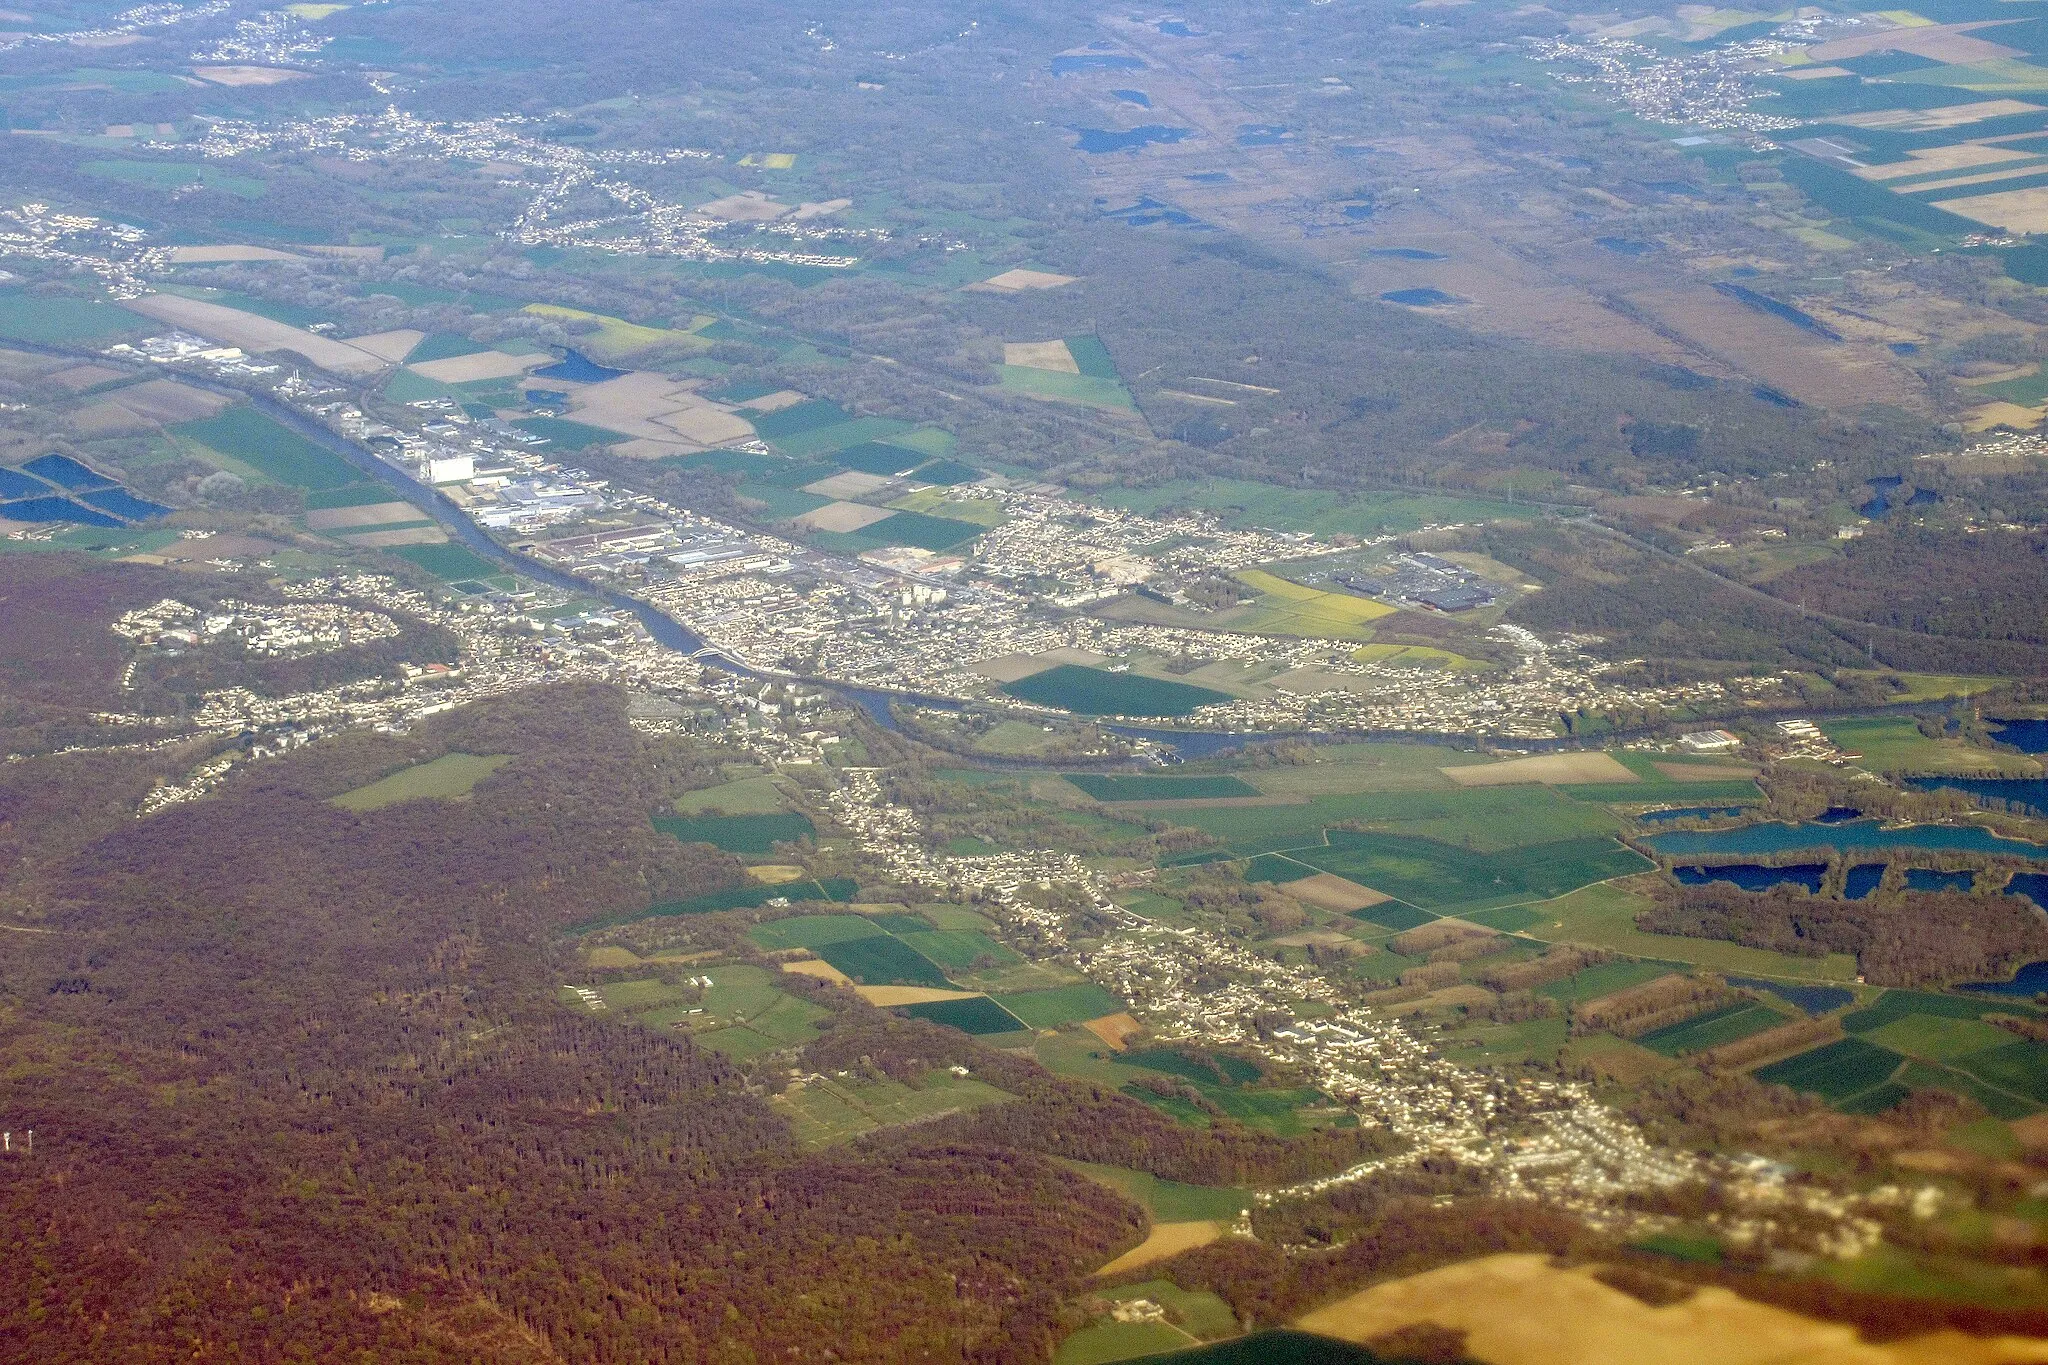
[1053,1320,1192,1365]
[695,993,830,1059]
[999,365,1135,410]
[171,408,362,491]
[673,775,788,815]
[815,444,912,476]
[84,159,267,198]
[894,928,1019,971]
[654,811,814,853]
[511,416,622,450]
[994,982,1126,1028]
[1947,1042,2048,1107]
[1003,665,1230,718]
[0,292,142,344]
[1064,335,1121,380]
[772,417,916,459]
[1818,716,2039,777]
[813,509,987,554]
[578,963,826,1058]
[1754,1036,1905,1102]
[1863,1014,2017,1063]
[748,914,886,951]
[332,753,510,811]
[1055,1161,1249,1222]
[912,457,981,485]
[386,542,499,582]
[815,934,953,988]
[1635,1002,1789,1057]
[1286,831,1648,915]
[1101,1281,1237,1341]
[774,1069,1014,1145]
[895,996,1028,1034]
[1350,902,1435,932]
[1063,773,1259,801]
[1844,990,2035,1033]
[1535,959,1675,1006]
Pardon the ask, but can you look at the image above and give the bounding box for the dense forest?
[0,682,1396,1362]
[1638,880,2048,987]
[1761,528,2048,650]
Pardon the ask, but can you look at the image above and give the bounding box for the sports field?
[332,753,510,811]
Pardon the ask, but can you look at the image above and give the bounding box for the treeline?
[1637,881,2048,987]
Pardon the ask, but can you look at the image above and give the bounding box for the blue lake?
[1860,495,1892,519]
[1960,955,2048,997]
[1646,818,2048,861]
[78,487,170,521]
[24,452,115,490]
[1158,19,1199,36]
[1905,868,1975,893]
[1890,341,1920,355]
[1112,89,1151,107]
[1074,125,1194,154]
[1845,864,1884,899]
[1381,288,1457,306]
[2011,872,2048,911]
[1053,53,1145,75]
[1728,976,1854,1015]
[1907,487,1939,507]
[1370,247,1445,260]
[1342,204,1375,220]
[1595,237,1653,256]
[533,349,627,383]
[1992,719,2048,754]
[1674,864,1826,893]
[0,467,49,499]
[0,496,123,528]
[1909,776,2048,818]
[1817,807,1863,824]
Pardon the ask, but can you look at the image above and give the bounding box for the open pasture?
[654,810,814,853]
[0,293,142,345]
[1293,831,1649,913]
[894,928,1019,971]
[998,365,1136,410]
[747,914,885,952]
[1446,752,1639,786]
[387,543,498,582]
[673,774,787,815]
[171,407,362,490]
[1059,1160,1248,1223]
[1821,715,2039,776]
[1172,783,1625,857]
[332,753,510,811]
[774,416,917,459]
[1064,773,1258,801]
[994,982,1126,1029]
[1529,882,1862,979]
[774,1069,1013,1146]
